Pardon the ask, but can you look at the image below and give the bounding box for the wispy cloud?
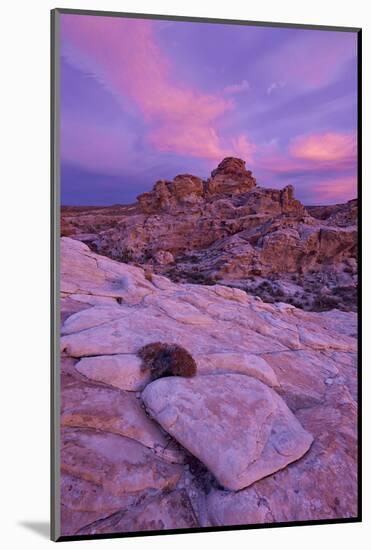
[264,31,356,90]
[289,132,356,162]
[254,131,357,201]
[267,81,286,95]
[61,16,255,163]
[309,175,356,203]
[60,16,357,206]
[229,135,256,164]
[224,79,250,95]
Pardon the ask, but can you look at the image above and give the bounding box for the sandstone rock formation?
[59,237,358,536]
[307,198,357,227]
[61,158,357,312]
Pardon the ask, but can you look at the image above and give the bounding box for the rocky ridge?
[59,237,357,536]
[61,157,358,312]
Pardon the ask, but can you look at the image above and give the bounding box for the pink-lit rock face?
[61,374,168,450]
[59,237,358,535]
[142,374,313,491]
[61,158,357,312]
[75,354,150,391]
[206,156,257,195]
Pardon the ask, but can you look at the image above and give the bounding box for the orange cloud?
[289,132,356,162]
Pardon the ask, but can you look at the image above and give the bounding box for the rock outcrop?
[61,158,357,312]
[307,198,358,227]
[136,157,257,214]
[59,237,358,536]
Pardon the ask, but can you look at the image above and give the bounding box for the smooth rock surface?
[61,374,168,450]
[75,354,150,391]
[206,382,357,524]
[59,237,358,534]
[142,374,313,490]
[195,352,279,387]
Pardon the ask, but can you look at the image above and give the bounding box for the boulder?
[195,352,279,387]
[142,374,313,491]
[74,354,150,391]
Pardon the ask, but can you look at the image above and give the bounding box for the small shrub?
[138,342,197,380]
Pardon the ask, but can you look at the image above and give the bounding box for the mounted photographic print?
[51,8,361,541]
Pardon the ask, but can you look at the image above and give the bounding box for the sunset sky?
[60,13,358,205]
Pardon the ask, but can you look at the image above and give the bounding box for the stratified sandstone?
[61,157,357,312]
[61,427,182,495]
[307,198,357,227]
[59,238,358,535]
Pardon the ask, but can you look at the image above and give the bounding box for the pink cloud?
[256,131,357,178]
[310,176,357,203]
[254,132,357,204]
[229,135,256,164]
[289,132,356,162]
[150,125,225,160]
[61,15,252,162]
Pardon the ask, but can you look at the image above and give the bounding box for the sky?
[60,14,358,206]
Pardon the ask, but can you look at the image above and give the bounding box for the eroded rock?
[59,237,357,534]
[75,354,150,391]
[61,158,357,312]
[142,374,313,491]
[61,427,182,495]
[61,375,168,450]
[77,490,199,535]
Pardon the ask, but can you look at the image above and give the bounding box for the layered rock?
[138,174,204,213]
[59,237,358,536]
[307,198,358,227]
[207,156,257,195]
[61,158,357,312]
